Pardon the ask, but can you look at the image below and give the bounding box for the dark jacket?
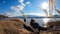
[30,22,40,30]
[30,22,48,31]
[23,25,34,32]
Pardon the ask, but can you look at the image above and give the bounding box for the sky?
[0,0,60,17]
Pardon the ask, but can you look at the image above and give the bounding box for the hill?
[0,15,8,18]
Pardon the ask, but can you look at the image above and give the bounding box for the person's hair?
[30,19,35,25]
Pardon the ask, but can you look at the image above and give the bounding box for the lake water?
[20,18,60,27]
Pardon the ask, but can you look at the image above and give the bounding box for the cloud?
[19,0,30,6]
[19,0,24,3]
[11,5,24,11]
[11,0,30,11]
[10,0,31,17]
[19,0,25,6]
[26,1,30,5]
[21,3,25,6]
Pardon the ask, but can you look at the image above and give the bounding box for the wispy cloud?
[10,0,30,17]
[19,0,25,6]
[11,5,24,11]
[26,1,30,5]
[19,0,24,3]
[11,0,30,11]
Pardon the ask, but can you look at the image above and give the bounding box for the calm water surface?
[20,18,60,27]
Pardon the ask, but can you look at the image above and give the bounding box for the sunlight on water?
[43,18,50,27]
[20,18,60,27]
[43,18,50,24]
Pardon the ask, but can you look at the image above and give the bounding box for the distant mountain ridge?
[18,15,60,18]
[16,15,45,18]
[6,15,60,18]
[53,15,60,18]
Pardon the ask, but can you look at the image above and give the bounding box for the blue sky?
[0,0,60,17]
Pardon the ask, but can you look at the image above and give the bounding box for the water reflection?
[21,18,60,27]
[43,18,50,27]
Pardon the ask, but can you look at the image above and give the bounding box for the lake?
[20,18,60,27]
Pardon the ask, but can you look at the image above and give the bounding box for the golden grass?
[0,18,31,34]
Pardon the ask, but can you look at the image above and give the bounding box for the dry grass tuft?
[0,18,31,34]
